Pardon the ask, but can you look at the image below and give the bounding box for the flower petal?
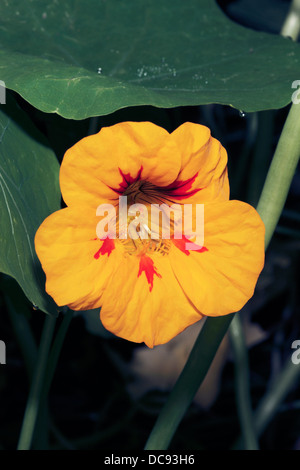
[169,122,229,203]
[60,122,181,207]
[34,206,120,309]
[100,254,202,347]
[169,200,265,316]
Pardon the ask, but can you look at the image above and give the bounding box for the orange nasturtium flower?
[35,122,265,347]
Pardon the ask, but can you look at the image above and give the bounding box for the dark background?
[0,0,299,450]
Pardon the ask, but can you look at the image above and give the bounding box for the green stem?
[88,116,99,135]
[232,5,300,450]
[33,310,73,450]
[256,102,300,248]
[234,358,300,449]
[231,113,258,198]
[254,360,300,437]
[43,309,73,399]
[144,314,234,450]
[229,315,259,450]
[247,111,274,207]
[17,314,56,450]
[4,294,38,383]
[281,0,300,40]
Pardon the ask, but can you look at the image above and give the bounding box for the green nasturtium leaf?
[0,95,60,315]
[0,0,299,119]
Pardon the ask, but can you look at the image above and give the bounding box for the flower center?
[118,235,171,256]
[123,179,174,205]
[116,180,174,256]
[116,210,172,256]
[94,174,208,293]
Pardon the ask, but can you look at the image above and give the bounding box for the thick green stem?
[144,314,234,450]
[256,102,300,248]
[17,314,56,450]
[229,316,259,450]
[231,2,300,450]
[281,0,300,40]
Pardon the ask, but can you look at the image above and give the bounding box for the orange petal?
[100,254,202,348]
[60,122,181,207]
[169,122,229,203]
[169,201,265,316]
[34,206,120,309]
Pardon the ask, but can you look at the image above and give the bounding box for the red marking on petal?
[172,235,208,255]
[110,166,143,195]
[94,238,115,259]
[160,172,202,199]
[138,255,162,292]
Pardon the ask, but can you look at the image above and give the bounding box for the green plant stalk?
[231,113,258,198]
[144,314,234,450]
[247,110,274,207]
[229,315,259,450]
[254,360,300,437]
[234,358,300,449]
[17,310,73,450]
[230,114,272,448]
[256,102,300,247]
[231,2,300,451]
[33,401,50,450]
[2,280,49,449]
[4,294,38,383]
[32,310,73,450]
[17,314,56,450]
[281,0,300,40]
[145,100,300,450]
[43,309,73,398]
